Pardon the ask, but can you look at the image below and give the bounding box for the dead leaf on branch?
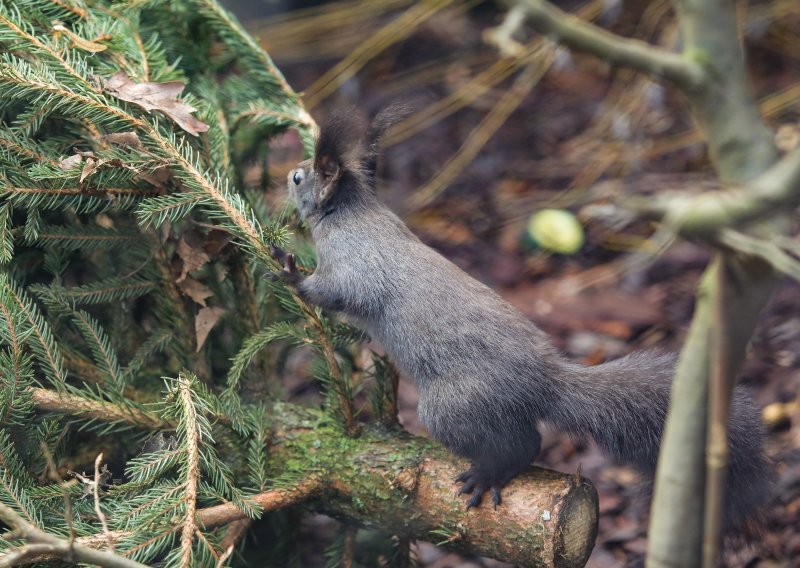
[179,277,214,307]
[100,131,143,149]
[195,306,225,351]
[175,233,210,283]
[103,71,210,136]
[58,153,82,170]
[80,157,102,183]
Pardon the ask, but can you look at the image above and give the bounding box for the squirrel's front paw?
[268,246,302,286]
[279,253,302,286]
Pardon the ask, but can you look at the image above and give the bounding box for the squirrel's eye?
[292,170,305,186]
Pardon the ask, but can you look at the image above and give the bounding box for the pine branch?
[3,278,67,387]
[30,225,141,250]
[53,277,156,305]
[34,288,126,390]
[185,0,301,102]
[30,387,170,430]
[0,203,12,263]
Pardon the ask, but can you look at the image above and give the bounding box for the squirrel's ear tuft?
[314,108,364,204]
[364,103,412,178]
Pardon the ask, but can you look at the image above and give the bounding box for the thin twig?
[41,444,75,547]
[409,58,553,208]
[717,229,800,282]
[303,0,458,108]
[94,454,115,552]
[632,143,800,236]
[216,519,251,568]
[196,476,324,530]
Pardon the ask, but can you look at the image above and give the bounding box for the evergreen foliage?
[0,1,379,565]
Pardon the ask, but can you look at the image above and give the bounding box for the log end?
[415,457,599,567]
[553,475,599,568]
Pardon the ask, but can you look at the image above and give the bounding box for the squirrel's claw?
[456,467,505,510]
[457,479,476,495]
[491,487,502,509]
[455,470,472,484]
[465,487,485,510]
[281,254,300,283]
[270,251,302,286]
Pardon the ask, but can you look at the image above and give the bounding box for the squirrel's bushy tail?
[550,351,772,534]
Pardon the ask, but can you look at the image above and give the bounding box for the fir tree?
[0,1,366,566]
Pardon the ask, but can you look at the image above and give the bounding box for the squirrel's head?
[288,105,407,222]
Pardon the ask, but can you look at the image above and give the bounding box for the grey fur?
[284,110,772,529]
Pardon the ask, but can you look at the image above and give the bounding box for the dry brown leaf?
[195,306,224,351]
[179,278,214,307]
[176,234,210,283]
[142,167,172,191]
[80,157,103,183]
[52,24,108,52]
[100,131,143,149]
[58,153,82,170]
[104,71,210,136]
[203,229,233,257]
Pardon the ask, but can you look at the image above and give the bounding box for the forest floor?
[235,1,800,565]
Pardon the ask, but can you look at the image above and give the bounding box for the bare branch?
[0,503,149,568]
[6,480,322,567]
[216,519,251,568]
[509,0,705,90]
[631,144,800,235]
[717,229,800,282]
[197,477,325,530]
[703,255,734,565]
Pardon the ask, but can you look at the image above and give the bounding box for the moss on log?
[269,402,598,567]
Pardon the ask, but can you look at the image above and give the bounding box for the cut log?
[268,402,599,567]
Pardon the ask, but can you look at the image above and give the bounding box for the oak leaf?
[104,71,210,136]
[58,153,82,170]
[176,233,210,283]
[195,306,224,351]
[100,131,143,149]
[179,278,214,307]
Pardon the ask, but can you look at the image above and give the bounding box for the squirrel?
[275,107,772,532]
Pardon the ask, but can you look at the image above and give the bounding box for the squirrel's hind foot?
[455,468,503,510]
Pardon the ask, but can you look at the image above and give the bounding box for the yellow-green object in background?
[527,209,585,254]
